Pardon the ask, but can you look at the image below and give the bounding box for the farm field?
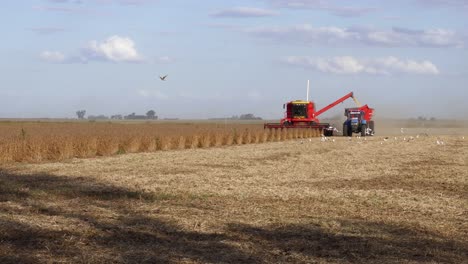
[0,121,467,263]
[0,121,303,163]
[1,119,466,163]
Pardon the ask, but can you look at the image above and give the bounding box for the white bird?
[436,140,441,145]
[400,128,405,134]
[159,75,168,81]
[463,136,465,140]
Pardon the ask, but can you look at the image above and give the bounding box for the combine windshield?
[292,104,307,118]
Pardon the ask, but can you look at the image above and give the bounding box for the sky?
[1,0,467,119]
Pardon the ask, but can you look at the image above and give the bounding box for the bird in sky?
[159,75,168,81]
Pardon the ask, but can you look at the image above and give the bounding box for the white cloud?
[243,24,465,48]
[267,0,377,17]
[47,0,155,5]
[82,35,144,62]
[374,57,440,75]
[32,5,108,16]
[419,29,461,47]
[99,0,157,5]
[116,0,156,5]
[47,0,82,3]
[39,51,66,63]
[416,0,468,10]
[211,7,278,18]
[244,24,359,45]
[40,35,145,64]
[283,56,440,75]
[138,89,168,99]
[325,6,377,17]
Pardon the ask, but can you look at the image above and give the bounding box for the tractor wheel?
[343,124,349,137]
[369,121,375,135]
[361,124,367,137]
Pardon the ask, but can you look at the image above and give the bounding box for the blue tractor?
[343,106,375,137]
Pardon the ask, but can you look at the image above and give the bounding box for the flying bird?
[159,75,168,81]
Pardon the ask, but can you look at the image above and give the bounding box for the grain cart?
[343,105,375,137]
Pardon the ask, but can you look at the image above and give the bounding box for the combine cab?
[343,105,375,137]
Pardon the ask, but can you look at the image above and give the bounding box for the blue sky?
[1,0,467,119]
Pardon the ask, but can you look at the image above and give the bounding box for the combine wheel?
[361,124,367,137]
[343,124,349,137]
[369,121,375,135]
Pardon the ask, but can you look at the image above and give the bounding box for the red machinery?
[343,104,375,136]
[264,92,368,136]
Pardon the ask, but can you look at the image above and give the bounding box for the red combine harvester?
[264,92,375,136]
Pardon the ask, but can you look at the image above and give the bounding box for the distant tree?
[125,113,136,120]
[76,110,86,119]
[146,110,157,119]
[111,115,123,120]
[88,115,109,120]
[430,117,437,121]
[240,113,262,120]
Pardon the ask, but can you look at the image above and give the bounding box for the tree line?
[76,110,158,120]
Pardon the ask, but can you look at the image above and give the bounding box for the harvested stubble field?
[0,122,467,263]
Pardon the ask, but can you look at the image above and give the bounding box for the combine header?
[264,83,375,136]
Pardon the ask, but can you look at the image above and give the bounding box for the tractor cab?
[347,109,365,129]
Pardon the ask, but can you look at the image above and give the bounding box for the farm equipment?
[264,91,367,136]
[343,105,375,137]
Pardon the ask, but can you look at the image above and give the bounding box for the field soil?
[1,131,467,263]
